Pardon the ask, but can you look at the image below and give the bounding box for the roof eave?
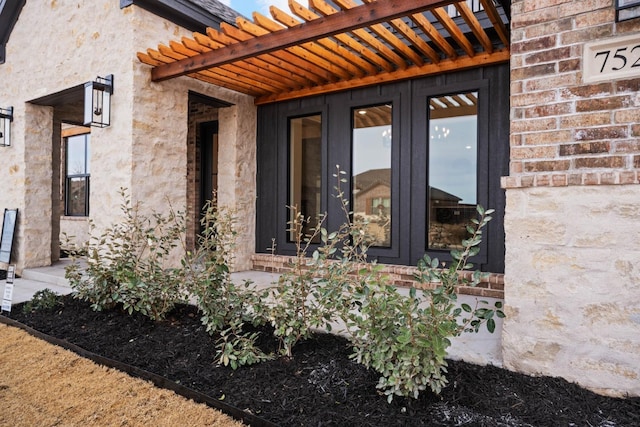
[120,0,236,32]
[0,0,27,64]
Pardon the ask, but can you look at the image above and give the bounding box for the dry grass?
[0,323,246,427]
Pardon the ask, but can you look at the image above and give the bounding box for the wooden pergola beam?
[254,48,510,105]
[150,0,455,81]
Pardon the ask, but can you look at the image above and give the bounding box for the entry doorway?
[199,121,218,233]
[187,92,232,250]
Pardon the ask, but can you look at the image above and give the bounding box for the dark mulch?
[5,294,640,426]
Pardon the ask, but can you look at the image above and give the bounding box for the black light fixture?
[84,74,113,127]
[0,106,13,147]
[616,0,640,21]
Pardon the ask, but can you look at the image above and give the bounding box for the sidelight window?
[289,114,322,241]
[65,133,91,216]
[427,92,478,250]
[352,104,393,248]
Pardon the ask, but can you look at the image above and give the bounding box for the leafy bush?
[182,198,270,368]
[261,168,381,357]
[22,288,61,313]
[64,188,186,320]
[347,206,504,401]
[61,173,505,400]
[264,167,504,402]
[261,206,333,357]
[65,190,269,367]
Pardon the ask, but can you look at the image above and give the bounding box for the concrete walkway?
[3,260,280,306]
[5,260,74,305]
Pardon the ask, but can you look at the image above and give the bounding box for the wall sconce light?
[0,106,13,147]
[84,74,113,128]
[616,0,640,21]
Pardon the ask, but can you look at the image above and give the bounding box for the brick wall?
[503,0,640,397]
[504,0,640,190]
[252,254,504,299]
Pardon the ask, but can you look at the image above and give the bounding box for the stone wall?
[129,6,257,270]
[503,186,640,396]
[505,0,640,396]
[0,1,257,272]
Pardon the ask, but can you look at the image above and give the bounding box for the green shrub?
[64,188,186,320]
[347,205,504,402]
[22,288,61,313]
[261,168,381,358]
[61,174,505,398]
[261,206,334,357]
[264,167,504,402]
[183,198,270,368]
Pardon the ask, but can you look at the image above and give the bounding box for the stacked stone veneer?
[0,1,256,272]
[252,254,505,299]
[504,0,640,396]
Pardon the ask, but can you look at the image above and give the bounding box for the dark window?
[257,65,508,272]
[427,91,478,250]
[289,114,322,242]
[352,104,392,248]
[65,134,90,216]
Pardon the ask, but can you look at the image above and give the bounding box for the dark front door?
[200,121,219,230]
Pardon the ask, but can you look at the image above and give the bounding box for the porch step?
[6,261,74,305]
[21,260,72,288]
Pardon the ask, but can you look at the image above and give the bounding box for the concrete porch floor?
[6,260,281,305]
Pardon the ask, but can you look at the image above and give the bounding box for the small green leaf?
[487,318,496,333]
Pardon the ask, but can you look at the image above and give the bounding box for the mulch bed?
[5,294,640,426]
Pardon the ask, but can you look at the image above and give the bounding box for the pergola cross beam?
[138,0,510,104]
[150,0,456,81]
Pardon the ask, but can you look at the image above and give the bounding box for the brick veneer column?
[503,0,640,397]
[505,0,640,189]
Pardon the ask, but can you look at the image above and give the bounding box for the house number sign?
[583,33,640,83]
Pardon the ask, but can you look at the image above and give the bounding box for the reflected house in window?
[428,187,476,250]
[353,168,390,214]
[353,167,475,250]
[353,168,391,247]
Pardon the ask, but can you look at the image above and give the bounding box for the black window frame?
[411,80,491,267]
[256,65,508,273]
[276,104,329,255]
[64,133,90,217]
[286,112,325,244]
[347,95,402,260]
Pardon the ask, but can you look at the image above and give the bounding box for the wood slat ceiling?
[137,0,510,105]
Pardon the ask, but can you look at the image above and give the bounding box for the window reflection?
[428,92,478,250]
[352,104,392,247]
[67,177,88,216]
[289,114,322,242]
[65,133,90,216]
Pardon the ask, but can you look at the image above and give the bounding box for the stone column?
[20,103,55,270]
[218,100,257,271]
[503,0,640,397]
